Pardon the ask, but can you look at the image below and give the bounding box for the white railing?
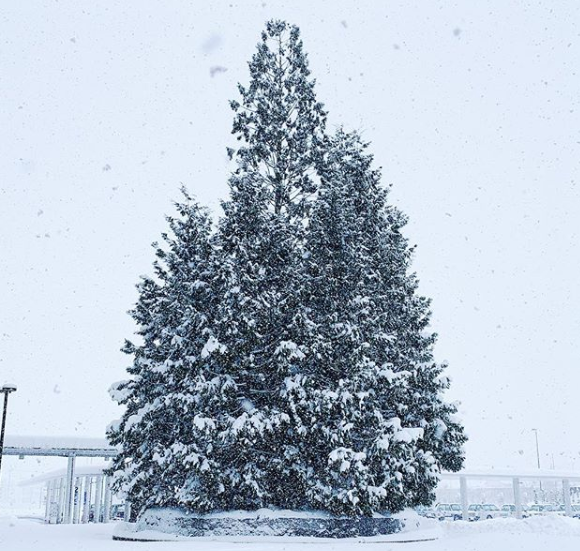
[440,469,580,519]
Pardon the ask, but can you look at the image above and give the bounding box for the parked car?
[554,504,578,516]
[415,505,435,518]
[468,503,502,521]
[500,504,529,518]
[501,504,515,517]
[110,504,125,520]
[434,503,463,521]
[527,503,560,516]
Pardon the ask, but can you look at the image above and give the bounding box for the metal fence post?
[460,476,469,520]
[94,475,103,523]
[63,455,76,524]
[103,476,112,523]
[563,479,572,516]
[513,477,522,519]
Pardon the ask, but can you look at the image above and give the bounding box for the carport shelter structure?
[3,435,121,524]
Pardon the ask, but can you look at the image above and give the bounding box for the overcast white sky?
[1,0,580,475]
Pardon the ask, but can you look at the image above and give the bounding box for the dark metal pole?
[0,391,9,479]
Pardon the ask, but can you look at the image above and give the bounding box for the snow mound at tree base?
[113,507,440,541]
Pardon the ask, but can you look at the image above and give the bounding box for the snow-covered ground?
[2,515,580,550]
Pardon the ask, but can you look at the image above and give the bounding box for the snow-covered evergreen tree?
[185,20,327,510]
[282,130,465,515]
[229,19,326,217]
[329,132,466,501]
[108,20,465,519]
[107,190,217,515]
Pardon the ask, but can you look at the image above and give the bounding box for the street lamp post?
[531,428,543,496]
[532,429,541,470]
[0,384,17,482]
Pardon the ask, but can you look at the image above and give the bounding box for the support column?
[513,477,522,519]
[73,477,82,524]
[44,480,53,524]
[58,477,66,524]
[460,476,469,521]
[44,480,52,523]
[563,479,572,516]
[124,501,131,523]
[63,455,76,524]
[94,476,103,523]
[48,479,59,524]
[82,476,92,523]
[51,479,61,524]
[103,476,112,524]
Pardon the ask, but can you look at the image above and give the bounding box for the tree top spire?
[229,19,326,216]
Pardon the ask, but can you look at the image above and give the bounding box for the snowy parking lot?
[2,516,580,551]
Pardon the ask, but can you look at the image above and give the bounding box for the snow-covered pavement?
[2,515,580,550]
